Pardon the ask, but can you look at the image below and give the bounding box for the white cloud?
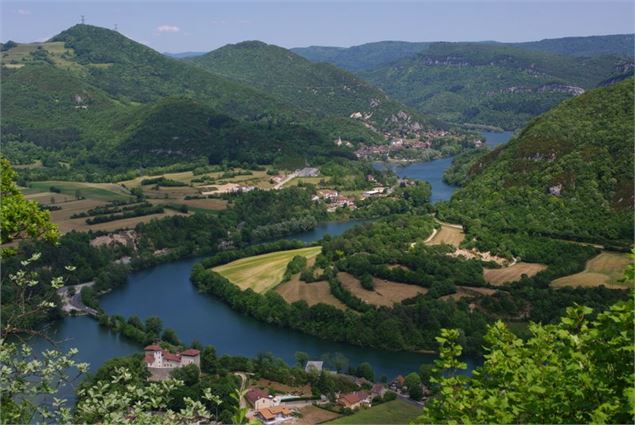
[17,9,31,16]
[157,25,180,33]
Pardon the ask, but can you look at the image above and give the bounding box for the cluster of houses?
[311,189,357,212]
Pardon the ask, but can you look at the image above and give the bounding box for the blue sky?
[2,1,633,52]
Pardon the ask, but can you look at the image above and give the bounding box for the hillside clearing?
[484,262,547,285]
[425,222,465,247]
[212,246,322,293]
[326,400,421,424]
[551,252,632,288]
[440,286,498,301]
[337,272,427,306]
[276,274,347,310]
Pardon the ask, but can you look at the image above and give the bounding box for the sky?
[2,0,634,53]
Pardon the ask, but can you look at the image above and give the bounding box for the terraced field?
[327,400,421,424]
[212,246,322,293]
[552,252,632,288]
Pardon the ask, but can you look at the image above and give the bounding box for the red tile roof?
[163,351,181,362]
[144,353,155,365]
[246,388,268,405]
[180,349,200,357]
[144,344,162,351]
[338,391,369,407]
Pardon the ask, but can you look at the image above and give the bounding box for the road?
[57,281,99,316]
[273,172,298,190]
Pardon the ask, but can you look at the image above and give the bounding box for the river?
[30,131,512,401]
[376,131,514,202]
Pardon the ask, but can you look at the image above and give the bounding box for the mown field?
[212,246,322,292]
[337,272,428,307]
[327,400,421,424]
[426,222,465,247]
[275,274,346,310]
[484,262,547,285]
[551,251,632,289]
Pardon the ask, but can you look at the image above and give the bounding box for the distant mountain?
[292,35,634,73]
[439,78,634,246]
[510,34,634,58]
[291,41,431,71]
[359,42,632,129]
[163,51,206,59]
[190,40,434,135]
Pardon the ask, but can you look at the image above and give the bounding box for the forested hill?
[291,34,634,73]
[359,42,632,129]
[438,78,634,246]
[47,25,291,118]
[291,41,431,72]
[510,34,635,58]
[0,25,361,173]
[190,41,431,134]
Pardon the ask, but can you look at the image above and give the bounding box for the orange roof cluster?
[338,391,369,407]
[257,406,292,421]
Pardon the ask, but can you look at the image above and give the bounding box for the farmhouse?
[143,345,200,377]
[246,388,277,410]
[337,391,372,410]
[371,383,387,398]
[255,406,293,424]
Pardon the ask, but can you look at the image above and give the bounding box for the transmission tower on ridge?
[81,15,85,24]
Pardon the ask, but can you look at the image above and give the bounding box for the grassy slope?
[360,42,628,129]
[327,400,421,424]
[439,78,634,245]
[212,246,322,293]
[190,41,429,132]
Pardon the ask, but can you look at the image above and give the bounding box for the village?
[142,345,428,424]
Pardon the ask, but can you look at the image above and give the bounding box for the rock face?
[498,84,584,96]
[549,183,563,197]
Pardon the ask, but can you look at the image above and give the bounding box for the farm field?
[484,262,547,285]
[26,181,132,202]
[551,252,632,289]
[337,272,427,306]
[440,286,498,301]
[48,200,188,233]
[212,246,322,293]
[275,274,347,310]
[426,222,465,247]
[293,406,341,425]
[327,400,421,424]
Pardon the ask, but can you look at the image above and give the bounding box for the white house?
[144,345,200,370]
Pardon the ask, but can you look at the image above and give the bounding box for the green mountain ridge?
[291,34,634,72]
[438,78,634,246]
[189,40,433,135]
[359,42,631,129]
[0,25,357,174]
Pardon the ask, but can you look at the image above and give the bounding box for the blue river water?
[29,131,513,401]
[376,131,514,202]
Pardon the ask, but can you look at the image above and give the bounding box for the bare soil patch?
[252,379,312,397]
[337,272,427,307]
[484,262,547,285]
[292,406,341,425]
